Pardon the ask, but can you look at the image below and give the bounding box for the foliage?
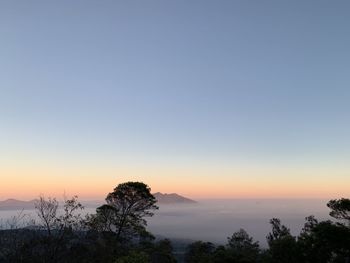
[151,239,177,263]
[185,230,261,263]
[185,241,215,263]
[266,218,299,263]
[327,198,350,225]
[226,228,261,262]
[266,218,292,244]
[114,251,150,263]
[298,217,350,263]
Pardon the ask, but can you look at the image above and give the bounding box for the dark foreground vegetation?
[0,182,349,263]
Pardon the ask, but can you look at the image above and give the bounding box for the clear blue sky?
[1,1,350,198]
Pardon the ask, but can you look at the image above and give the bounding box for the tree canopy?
[327,198,350,225]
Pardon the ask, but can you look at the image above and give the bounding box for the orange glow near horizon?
[1,161,349,201]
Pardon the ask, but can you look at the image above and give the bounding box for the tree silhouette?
[226,229,260,262]
[35,196,59,237]
[266,218,298,263]
[90,182,158,240]
[185,241,215,263]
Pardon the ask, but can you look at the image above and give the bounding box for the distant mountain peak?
[0,199,36,210]
[153,192,196,204]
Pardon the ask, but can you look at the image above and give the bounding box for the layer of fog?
[0,199,331,247]
[148,199,331,247]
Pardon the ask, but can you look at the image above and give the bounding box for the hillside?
[0,199,36,210]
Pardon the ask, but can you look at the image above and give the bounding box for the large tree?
[266,218,299,263]
[298,216,350,263]
[91,182,158,240]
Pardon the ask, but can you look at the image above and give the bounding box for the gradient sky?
[1,0,350,200]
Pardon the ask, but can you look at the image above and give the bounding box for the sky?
[1,0,350,200]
